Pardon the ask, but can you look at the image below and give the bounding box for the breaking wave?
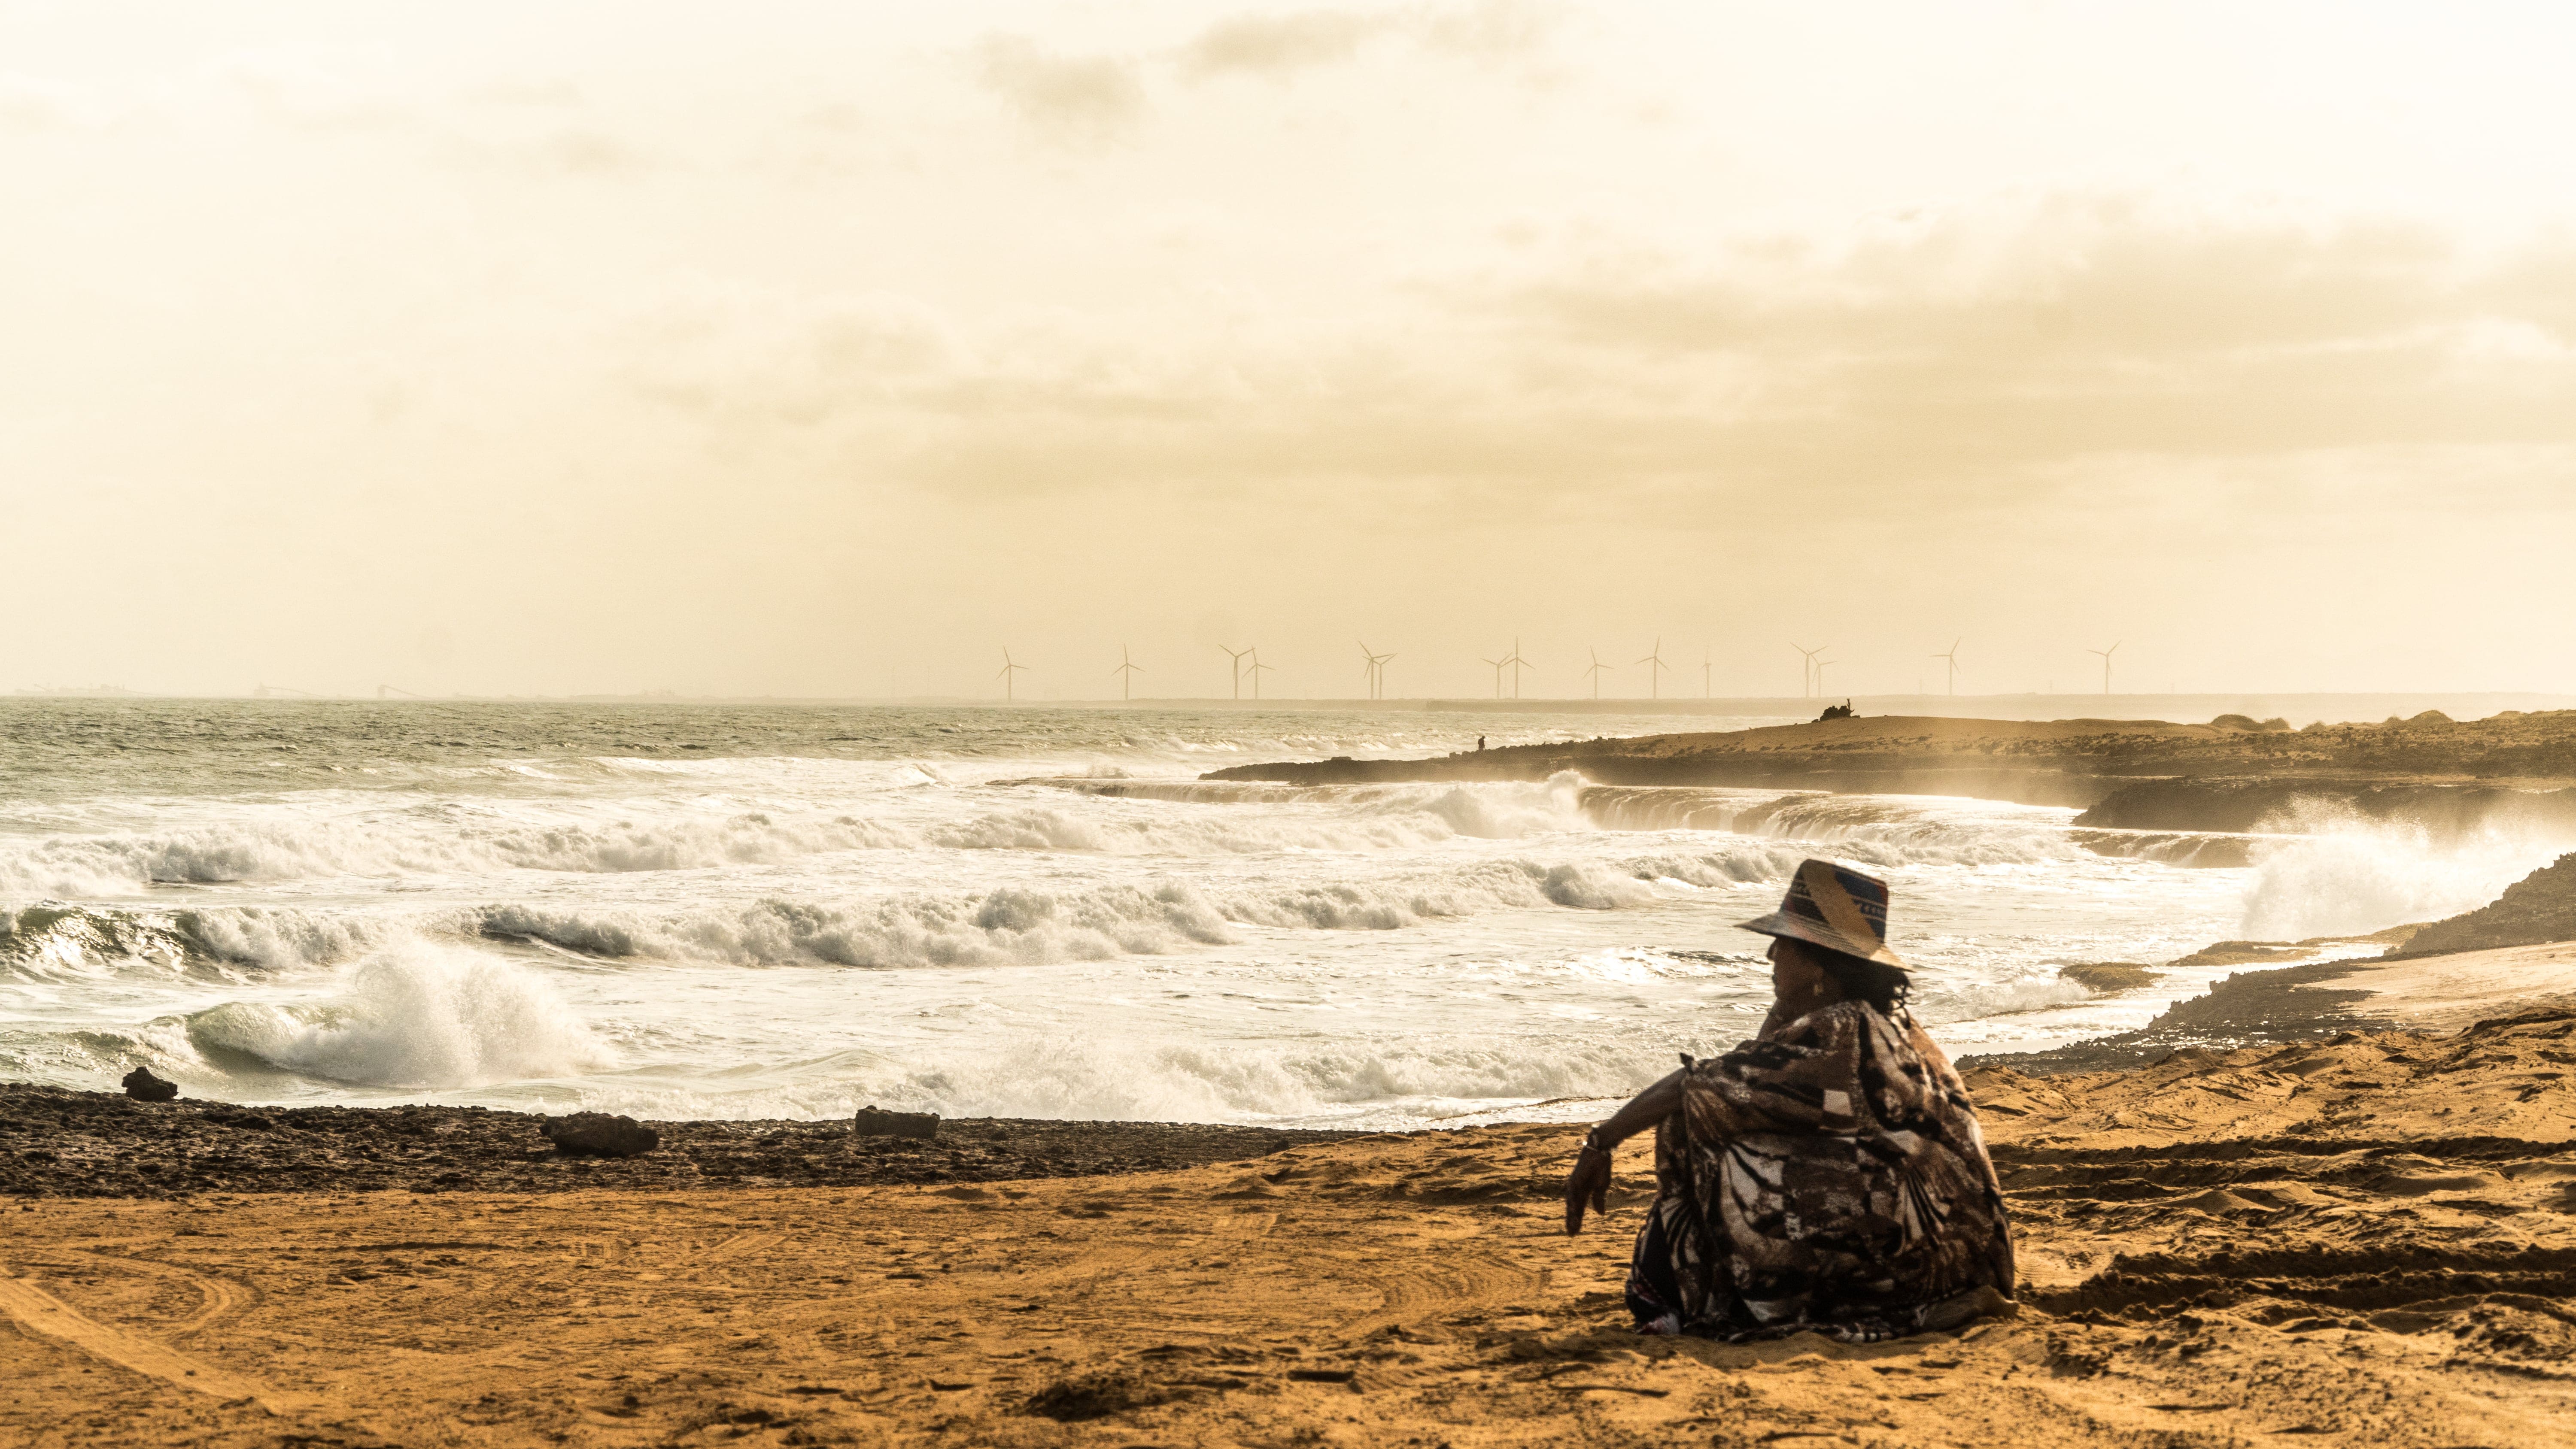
[463,854,1701,969]
[2236,801,2563,939]
[181,941,614,1089]
[0,809,922,896]
[0,903,389,981]
[494,1030,1700,1128]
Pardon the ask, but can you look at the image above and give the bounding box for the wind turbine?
[996,649,1030,703]
[1480,654,1505,698]
[1635,637,1670,700]
[1581,648,1612,699]
[1791,642,1826,699]
[1930,638,1961,697]
[1219,644,1252,700]
[1813,655,1835,697]
[1504,637,1531,700]
[1702,647,1713,700]
[2088,641,2121,695]
[1111,646,1143,702]
[1245,648,1276,700]
[1358,641,1395,700]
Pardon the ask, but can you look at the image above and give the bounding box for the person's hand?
[1563,1139,1612,1235]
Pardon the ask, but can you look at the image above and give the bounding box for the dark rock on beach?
[0,1085,1358,1201]
[1969,924,2431,1076]
[854,1106,940,1139]
[2385,850,2576,960]
[542,1111,659,1158]
[120,1067,178,1103]
[2056,963,2160,994]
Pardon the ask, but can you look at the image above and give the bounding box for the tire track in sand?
[0,1271,315,1415]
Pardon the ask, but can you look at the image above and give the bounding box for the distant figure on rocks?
[1476,735,1486,752]
[1563,861,2016,1341]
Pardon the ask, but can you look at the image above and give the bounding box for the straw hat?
[1738,858,1910,971]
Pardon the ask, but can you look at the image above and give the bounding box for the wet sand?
[7,973,2575,1446]
[1971,938,2576,1074]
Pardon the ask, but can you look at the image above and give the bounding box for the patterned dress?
[1625,1000,2016,1341]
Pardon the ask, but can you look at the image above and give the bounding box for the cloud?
[1416,0,1564,63]
[1179,10,1393,79]
[971,35,1147,146]
[1490,202,2576,492]
[615,197,2576,537]
[0,73,116,131]
[1175,3,1564,81]
[210,47,410,131]
[524,126,653,174]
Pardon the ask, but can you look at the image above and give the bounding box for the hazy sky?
[6,2,2574,699]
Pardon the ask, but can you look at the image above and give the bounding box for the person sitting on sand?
[1563,860,2015,1341]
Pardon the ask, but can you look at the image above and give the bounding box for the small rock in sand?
[854,1106,939,1140]
[541,1111,659,1158]
[121,1067,179,1103]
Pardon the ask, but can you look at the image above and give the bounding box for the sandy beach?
[8,949,2575,1448]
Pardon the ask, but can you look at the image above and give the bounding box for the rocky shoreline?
[0,1087,1359,1201]
[1199,710,2576,835]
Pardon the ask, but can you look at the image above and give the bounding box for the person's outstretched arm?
[1563,1068,1684,1234]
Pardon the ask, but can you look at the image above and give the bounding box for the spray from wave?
[181,940,613,1089]
[2232,797,2567,940]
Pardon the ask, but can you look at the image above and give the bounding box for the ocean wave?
[0,808,928,895]
[0,779,1586,895]
[2236,801,2565,939]
[1913,973,2094,1024]
[1,767,2266,905]
[468,883,1240,969]
[181,941,614,1089]
[458,847,1742,970]
[0,902,386,981]
[451,1031,1691,1127]
[1071,776,2241,869]
[0,836,1791,981]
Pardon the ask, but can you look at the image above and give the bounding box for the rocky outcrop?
[2072,780,2576,836]
[119,1067,177,1102]
[854,1106,940,1140]
[2208,714,2292,732]
[2057,963,2160,994]
[0,1088,1350,1200]
[2386,853,2576,960]
[1203,712,2576,834]
[541,1111,659,1158]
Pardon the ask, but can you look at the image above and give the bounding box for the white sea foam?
[11,698,2521,1121]
[0,809,925,895]
[2236,801,2564,939]
[182,941,613,1089]
[0,903,386,980]
[1914,973,2093,1024]
[523,1031,1679,1128]
[458,847,1741,970]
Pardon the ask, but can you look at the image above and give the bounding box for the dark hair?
[1814,949,1909,1016]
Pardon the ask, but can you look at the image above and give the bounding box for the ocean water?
[2,700,2564,1129]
